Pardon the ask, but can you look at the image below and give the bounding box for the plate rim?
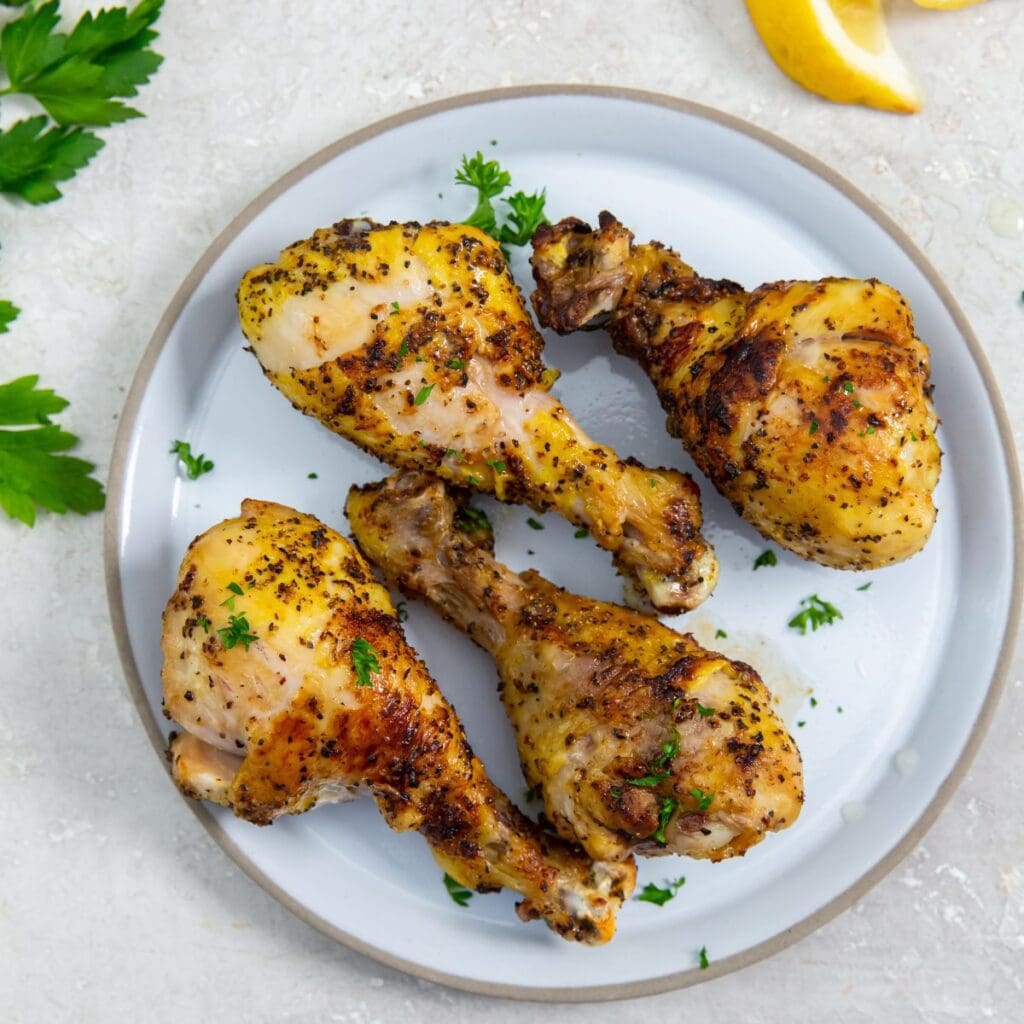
[103,84,1023,1003]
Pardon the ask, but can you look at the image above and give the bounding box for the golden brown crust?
[531,214,941,570]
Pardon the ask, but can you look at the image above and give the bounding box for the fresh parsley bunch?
[454,151,548,252]
[0,0,164,203]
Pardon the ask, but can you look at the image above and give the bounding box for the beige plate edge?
[103,84,1024,1003]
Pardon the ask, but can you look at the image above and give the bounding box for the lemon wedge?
[746,0,922,113]
[913,0,987,8]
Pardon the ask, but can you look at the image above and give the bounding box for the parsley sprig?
[217,613,257,651]
[636,876,686,907]
[0,298,19,333]
[0,0,164,204]
[0,374,105,525]
[455,152,548,253]
[788,594,843,634]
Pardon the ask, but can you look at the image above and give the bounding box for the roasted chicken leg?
[161,498,634,943]
[237,219,717,612]
[531,214,941,570]
[347,471,804,864]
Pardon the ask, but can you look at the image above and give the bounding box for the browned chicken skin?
[530,213,941,570]
[161,499,635,943]
[347,472,804,864]
[236,219,717,612]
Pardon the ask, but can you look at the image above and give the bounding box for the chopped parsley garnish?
[672,696,682,711]
[788,594,843,634]
[654,730,680,767]
[649,478,657,488]
[455,504,491,534]
[398,340,409,357]
[389,301,400,315]
[465,473,481,486]
[526,517,543,530]
[653,796,678,845]
[194,614,210,633]
[689,787,714,812]
[753,549,777,570]
[170,439,213,480]
[910,431,919,442]
[446,357,464,369]
[220,581,245,610]
[857,581,872,591]
[217,613,257,651]
[628,771,669,788]
[699,945,709,970]
[715,628,727,638]
[636,876,686,906]
[444,448,458,458]
[523,786,539,802]
[696,702,715,718]
[574,527,588,538]
[797,720,806,727]
[486,458,506,473]
[413,384,434,405]
[394,601,408,623]
[0,374,105,525]
[454,151,547,250]
[843,381,854,393]
[837,705,844,713]
[442,873,473,907]
[810,696,818,707]
[809,419,819,435]
[351,637,381,687]
[307,472,318,479]
[627,728,678,787]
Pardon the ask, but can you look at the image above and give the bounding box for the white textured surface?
[1,0,1021,1020]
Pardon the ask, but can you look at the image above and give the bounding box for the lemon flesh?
[746,0,922,113]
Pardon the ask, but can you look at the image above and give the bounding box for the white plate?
[105,87,1021,1001]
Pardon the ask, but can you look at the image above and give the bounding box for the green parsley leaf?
[653,729,680,767]
[629,772,669,787]
[444,448,458,458]
[465,473,481,487]
[498,189,548,247]
[442,872,473,907]
[653,796,678,845]
[843,381,855,393]
[389,300,400,315]
[413,384,433,405]
[526,517,543,530]
[446,357,464,369]
[217,612,257,651]
[398,340,409,357]
[394,600,408,623]
[1,0,165,128]
[574,526,588,539]
[753,549,777,570]
[169,439,213,480]
[307,471,318,479]
[788,594,843,635]
[456,504,491,534]
[486,458,506,473]
[699,945,710,970]
[351,637,381,687]
[219,581,244,610]
[809,419,819,435]
[715,628,727,638]
[857,581,872,591]
[455,151,509,237]
[0,374,105,526]
[810,696,818,708]
[689,787,714,812]
[796,720,806,727]
[0,116,104,203]
[0,299,20,333]
[523,786,539,803]
[193,613,209,633]
[695,702,715,718]
[226,582,244,596]
[636,876,686,907]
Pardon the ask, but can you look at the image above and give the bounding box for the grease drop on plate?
[895,748,920,776]
[986,197,1024,239]
[842,801,867,824]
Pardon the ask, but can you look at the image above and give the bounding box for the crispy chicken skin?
[530,213,941,570]
[346,472,804,864]
[236,219,717,612]
[161,499,635,944]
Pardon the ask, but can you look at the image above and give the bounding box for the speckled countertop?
[1,1,1022,1020]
